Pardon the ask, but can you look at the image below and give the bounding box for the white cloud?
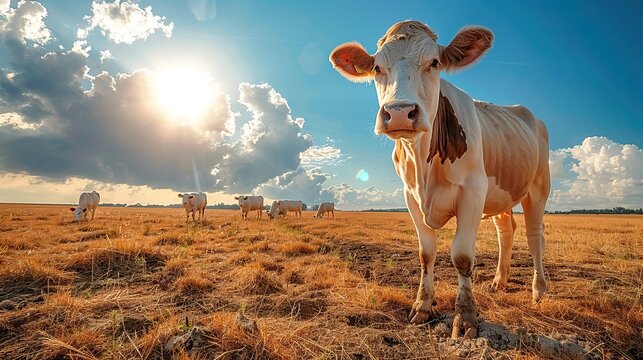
[254,167,335,205]
[0,0,52,44]
[549,136,643,210]
[99,49,113,63]
[211,83,314,193]
[0,112,39,129]
[80,0,173,44]
[300,144,347,168]
[327,184,405,210]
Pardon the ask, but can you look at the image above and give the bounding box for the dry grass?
[0,204,641,359]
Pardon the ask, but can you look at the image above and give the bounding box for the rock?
[0,300,17,310]
[164,327,205,353]
[236,311,259,333]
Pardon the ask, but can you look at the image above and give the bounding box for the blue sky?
[0,0,641,210]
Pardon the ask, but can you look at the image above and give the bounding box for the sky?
[0,0,641,210]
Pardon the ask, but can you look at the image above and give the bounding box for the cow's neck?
[394,132,436,206]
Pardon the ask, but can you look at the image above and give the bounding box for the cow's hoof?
[491,276,508,292]
[408,300,436,324]
[532,276,548,304]
[451,313,478,339]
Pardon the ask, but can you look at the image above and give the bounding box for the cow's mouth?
[383,129,420,139]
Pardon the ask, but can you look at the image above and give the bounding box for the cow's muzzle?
[376,101,425,138]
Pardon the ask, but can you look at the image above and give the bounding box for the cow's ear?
[69,207,75,212]
[234,196,239,200]
[330,42,375,82]
[177,194,183,198]
[82,208,88,213]
[189,195,194,199]
[440,27,493,72]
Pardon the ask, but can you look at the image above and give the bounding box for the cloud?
[549,136,643,210]
[0,172,230,205]
[80,0,173,44]
[0,0,52,44]
[300,144,347,168]
[327,184,405,210]
[211,83,313,193]
[99,49,113,63]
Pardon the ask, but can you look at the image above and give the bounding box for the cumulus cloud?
[211,83,313,193]
[254,167,336,205]
[549,136,643,210]
[327,184,405,210]
[300,144,348,168]
[99,49,113,63]
[80,0,173,44]
[0,0,52,44]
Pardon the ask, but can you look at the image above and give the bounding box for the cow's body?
[267,200,303,219]
[178,192,207,222]
[314,202,335,218]
[236,195,264,219]
[70,191,100,221]
[330,20,550,338]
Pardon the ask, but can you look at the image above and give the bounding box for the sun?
[153,69,216,125]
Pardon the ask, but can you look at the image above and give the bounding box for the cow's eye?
[374,65,381,74]
[430,59,439,69]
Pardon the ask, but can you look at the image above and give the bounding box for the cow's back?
[476,102,547,207]
[80,192,100,209]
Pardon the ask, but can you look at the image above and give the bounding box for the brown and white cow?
[330,21,550,338]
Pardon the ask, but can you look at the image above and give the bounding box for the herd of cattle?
[69,191,335,222]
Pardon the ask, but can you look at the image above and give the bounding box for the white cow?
[267,200,303,219]
[330,20,550,338]
[178,192,207,223]
[235,195,264,219]
[314,202,335,218]
[69,191,100,221]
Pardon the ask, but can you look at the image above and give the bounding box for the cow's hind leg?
[521,190,548,303]
[491,210,516,291]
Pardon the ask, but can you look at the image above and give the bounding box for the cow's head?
[330,21,492,141]
[267,201,281,219]
[235,195,250,207]
[69,207,87,221]
[178,193,194,207]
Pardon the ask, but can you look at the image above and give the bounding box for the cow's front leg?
[451,185,485,338]
[405,191,438,323]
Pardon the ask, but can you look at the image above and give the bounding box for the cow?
[178,192,207,223]
[69,191,100,221]
[235,195,264,219]
[267,200,303,219]
[314,202,335,218]
[330,20,550,338]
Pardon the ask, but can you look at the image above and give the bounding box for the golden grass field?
[0,204,641,359]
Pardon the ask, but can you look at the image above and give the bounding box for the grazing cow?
[267,200,303,219]
[178,192,207,223]
[235,195,264,219]
[69,191,100,221]
[314,202,335,218]
[330,20,550,338]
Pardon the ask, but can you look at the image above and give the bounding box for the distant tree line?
[545,207,643,215]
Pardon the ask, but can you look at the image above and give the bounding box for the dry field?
[0,204,641,359]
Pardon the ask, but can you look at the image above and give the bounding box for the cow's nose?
[380,102,419,132]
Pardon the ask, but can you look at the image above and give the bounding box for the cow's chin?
[383,129,422,140]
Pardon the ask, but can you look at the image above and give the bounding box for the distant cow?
[235,195,264,219]
[330,20,550,338]
[178,192,207,223]
[69,191,100,221]
[267,200,303,219]
[314,202,335,218]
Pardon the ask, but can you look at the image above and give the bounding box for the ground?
[0,205,641,359]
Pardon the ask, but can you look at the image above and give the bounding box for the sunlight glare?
[154,69,216,125]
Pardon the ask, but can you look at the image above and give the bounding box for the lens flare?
[356,169,369,182]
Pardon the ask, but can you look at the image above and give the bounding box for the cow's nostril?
[380,107,391,122]
[408,106,419,122]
